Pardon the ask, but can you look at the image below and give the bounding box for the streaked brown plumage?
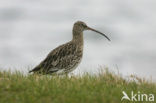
[29,21,110,74]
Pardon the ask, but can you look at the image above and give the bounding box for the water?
[0,0,156,80]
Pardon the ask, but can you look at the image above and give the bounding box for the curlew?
[29,21,110,74]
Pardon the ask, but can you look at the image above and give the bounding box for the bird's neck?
[72,30,84,50]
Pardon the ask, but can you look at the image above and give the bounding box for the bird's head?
[73,21,88,32]
[73,21,110,41]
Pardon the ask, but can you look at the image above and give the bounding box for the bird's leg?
[65,73,68,77]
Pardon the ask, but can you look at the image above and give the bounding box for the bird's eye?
[82,24,87,27]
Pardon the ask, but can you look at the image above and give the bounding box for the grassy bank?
[0,69,155,103]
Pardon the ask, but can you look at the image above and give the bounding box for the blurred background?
[0,0,156,80]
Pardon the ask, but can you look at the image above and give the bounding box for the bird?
[29,21,110,75]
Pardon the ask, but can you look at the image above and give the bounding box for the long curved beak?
[87,26,111,41]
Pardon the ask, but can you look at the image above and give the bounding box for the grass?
[0,69,155,103]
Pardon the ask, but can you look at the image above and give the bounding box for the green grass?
[0,69,155,103]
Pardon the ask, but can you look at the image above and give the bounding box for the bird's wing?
[30,42,80,73]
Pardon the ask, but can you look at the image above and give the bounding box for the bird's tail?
[28,66,41,73]
[28,70,33,73]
